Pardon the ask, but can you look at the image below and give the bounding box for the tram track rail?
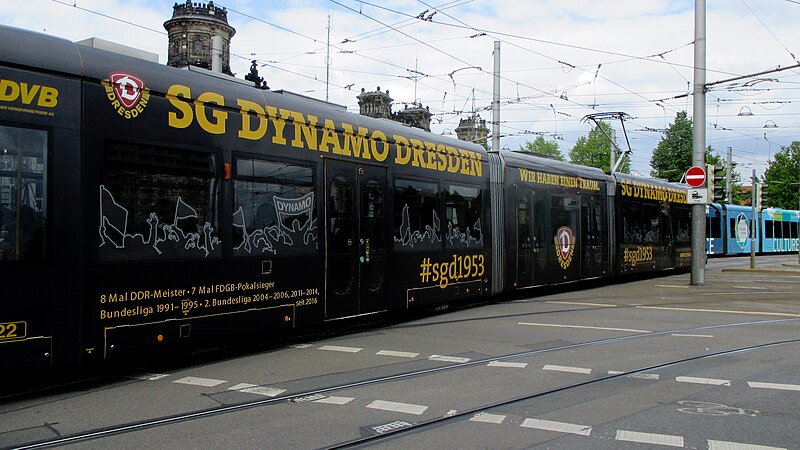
[10,316,800,450]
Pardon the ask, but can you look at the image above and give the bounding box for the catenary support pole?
[492,41,500,152]
[751,169,757,269]
[691,0,706,286]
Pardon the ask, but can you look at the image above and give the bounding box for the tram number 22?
[0,321,26,340]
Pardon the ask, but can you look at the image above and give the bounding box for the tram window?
[445,184,483,248]
[621,201,660,244]
[234,158,316,256]
[764,220,773,239]
[707,216,721,239]
[393,178,441,251]
[101,142,219,261]
[792,222,798,239]
[551,194,579,234]
[782,221,790,239]
[674,208,691,244]
[0,125,47,262]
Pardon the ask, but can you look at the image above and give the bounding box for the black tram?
[0,25,690,373]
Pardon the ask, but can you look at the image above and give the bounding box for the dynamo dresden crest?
[103,72,150,119]
[554,226,575,269]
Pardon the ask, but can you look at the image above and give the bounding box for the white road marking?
[636,305,800,318]
[654,284,689,289]
[291,344,313,348]
[318,345,363,353]
[429,355,471,363]
[608,370,660,380]
[748,381,800,392]
[671,333,714,338]
[130,373,169,381]
[314,396,355,405]
[470,413,506,424]
[174,377,226,387]
[708,439,786,450]
[519,322,651,333]
[732,285,768,290]
[546,301,618,307]
[229,383,286,397]
[676,376,731,386]
[543,365,591,374]
[487,361,528,368]
[521,418,592,436]
[616,430,684,447]
[376,350,419,358]
[367,400,428,415]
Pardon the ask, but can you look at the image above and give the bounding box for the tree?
[650,111,693,181]
[763,141,800,210]
[518,136,565,161]
[569,121,630,173]
[650,111,746,203]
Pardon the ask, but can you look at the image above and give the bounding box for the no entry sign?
[685,166,706,188]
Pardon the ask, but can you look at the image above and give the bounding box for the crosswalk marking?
[229,383,286,397]
[616,430,684,447]
[174,377,226,387]
[521,418,592,436]
[367,400,428,415]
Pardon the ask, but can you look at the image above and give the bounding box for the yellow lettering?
[0,79,20,102]
[458,149,471,175]
[394,134,411,165]
[265,105,287,145]
[20,83,39,105]
[167,84,193,129]
[446,146,459,173]
[284,109,318,149]
[342,123,371,158]
[196,91,226,134]
[410,138,426,168]
[424,141,439,170]
[473,152,482,177]
[318,119,342,154]
[371,130,389,161]
[436,144,447,171]
[237,99,267,140]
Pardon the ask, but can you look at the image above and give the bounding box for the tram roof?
[0,24,488,158]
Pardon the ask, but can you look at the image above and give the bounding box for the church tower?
[164,1,236,75]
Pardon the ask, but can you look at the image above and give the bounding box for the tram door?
[325,159,387,319]
[514,186,546,287]
[581,194,607,278]
[514,186,533,288]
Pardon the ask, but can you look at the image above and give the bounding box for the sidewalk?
[721,263,800,276]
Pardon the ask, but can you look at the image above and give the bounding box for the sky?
[2,0,799,179]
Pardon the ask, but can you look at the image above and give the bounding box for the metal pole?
[690,0,706,286]
[492,41,500,152]
[751,169,756,269]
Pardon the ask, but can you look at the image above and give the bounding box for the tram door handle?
[360,238,370,264]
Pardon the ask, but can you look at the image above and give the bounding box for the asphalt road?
[1,255,798,449]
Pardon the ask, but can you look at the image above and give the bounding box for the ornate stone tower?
[358,87,432,132]
[164,1,236,75]
[396,103,432,132]
[357,87,393,119]
[455,114,489,145]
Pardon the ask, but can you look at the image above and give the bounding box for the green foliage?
[568,121,630,173]
[518,136,565,161]
[763,141,800,210]
[650,111,747,204]
[650,111,693,181]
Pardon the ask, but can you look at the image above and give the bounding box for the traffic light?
[707,164,725,202]
[756,182,768,210]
